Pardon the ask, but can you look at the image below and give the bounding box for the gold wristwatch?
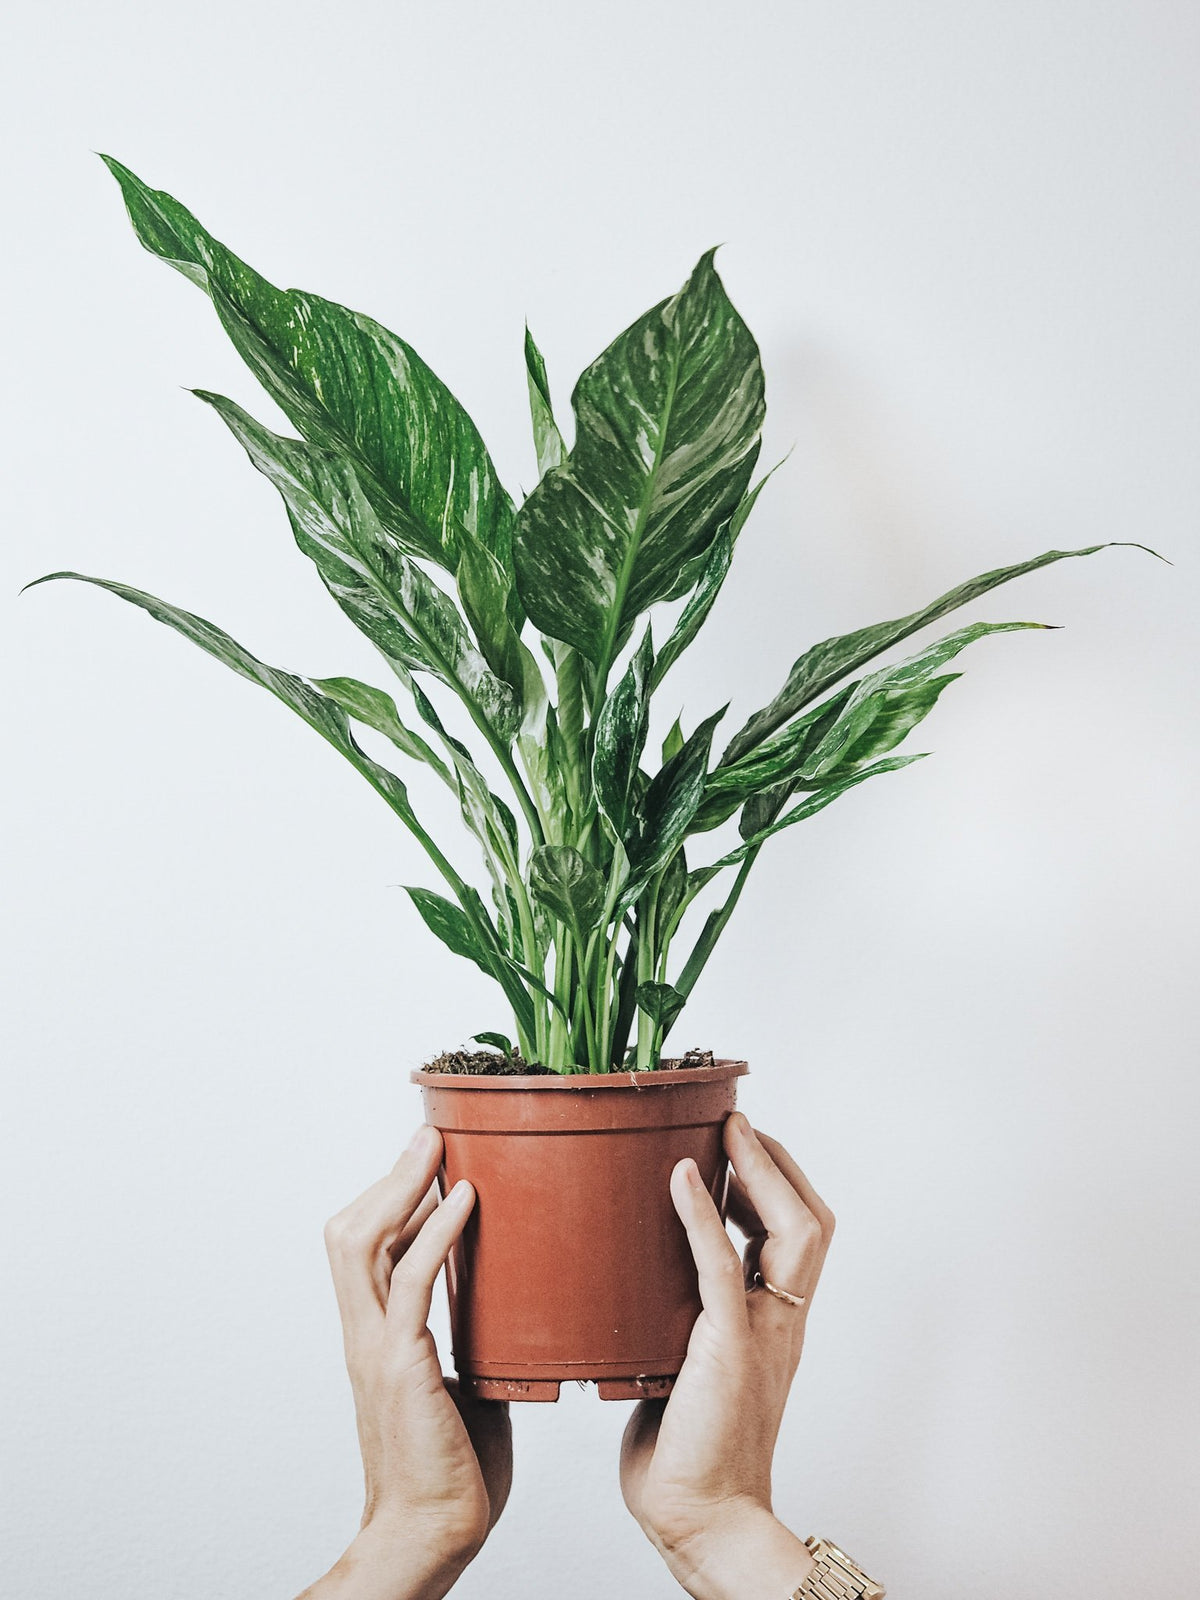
[791,1536,886,1598]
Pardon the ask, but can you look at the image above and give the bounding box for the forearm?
[665,1503,815,1600]
[295,1521,469,1600]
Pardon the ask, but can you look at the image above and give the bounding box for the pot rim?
[410,1058,748,1091]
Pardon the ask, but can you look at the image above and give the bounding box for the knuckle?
[796,1224,822,1261]
[323,1211,353,1255]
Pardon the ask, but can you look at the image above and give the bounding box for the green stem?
[592,844,630,1067]
[573,926,600,1071]
[548,921,572,1072]
[664,846,762,1045]
[609,919,641,1069]
[636,890,659,1069]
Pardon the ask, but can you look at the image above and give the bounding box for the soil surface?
[423,1048,554,1077]
[421,1046,717,1076]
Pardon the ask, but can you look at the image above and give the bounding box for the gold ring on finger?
[753,1270,807,1307]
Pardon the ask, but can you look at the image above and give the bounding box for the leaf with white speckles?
[524,324,565,479]
[195,391,521,748]
[721,542,1162,766]
[102,156,514,574]
[512,251,764,670]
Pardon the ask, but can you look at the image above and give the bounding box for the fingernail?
[447,1179,473,1205]
[683,1159,704,1190]
[406,1124,437,1155]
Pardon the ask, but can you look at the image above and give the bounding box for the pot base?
[463,1373,677,1403]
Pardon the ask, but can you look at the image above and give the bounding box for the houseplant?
[31,159,1155,1398]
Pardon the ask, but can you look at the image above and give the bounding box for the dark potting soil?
[421,1046,717,1076]
[423,1048,554,1076]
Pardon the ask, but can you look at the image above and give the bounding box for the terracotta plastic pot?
[412,1059,748,1401]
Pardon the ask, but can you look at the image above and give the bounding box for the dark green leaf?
[635,982,685,1030]
[721,542,1162,765]
[524,325,566,478]
[624,706,726,904]
[661,716,684,764]
[656,846,689,936]
[103,156,513,572]
[473,1031,515,1055]
[528,845,606,937]
[513,250,765,666]
[592,628,654,839]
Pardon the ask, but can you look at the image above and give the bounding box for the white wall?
[3,3,1197,1596]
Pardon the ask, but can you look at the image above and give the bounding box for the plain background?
[2,3,1197,1596]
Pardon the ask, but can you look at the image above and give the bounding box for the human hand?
[297,1125,512,1600]
[620,1112,835,1600]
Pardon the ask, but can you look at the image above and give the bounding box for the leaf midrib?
[592,321,684,697]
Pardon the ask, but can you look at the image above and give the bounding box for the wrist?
[299,1519,473,1600]
[664,1501,815,1600]
[361,1513,478,1600]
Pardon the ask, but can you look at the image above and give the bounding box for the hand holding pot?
[297,1126,512,1600]
[620,1113,834,1600]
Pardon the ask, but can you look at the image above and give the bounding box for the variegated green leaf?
[707,620,1044,820]
[196,392,521,747]
[45,170,1160,1075]
[528,846,606,939]
[592,628,654,841]
[103,157,514,574]
[670,754,927,1013]
[311,675,452,784]
[512,250,765,668]
[651,471,773,691]
[722,542,1160,765]
[819,674,960,774]
[25,570,422,820]
[705,690,853,805]
[24,571,545,1033]
[715,754,927,872]
[800,620,1043,780]
[407,886,538,1041]
[389,665,522,926]
[406,887,494,975]
[623,706,726,905]
[455,532,547,729]
[635,982,685,1030]
[524,325,566,479]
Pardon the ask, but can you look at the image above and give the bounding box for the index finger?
[322,1125,444,1328]
[724,1114,831,1291]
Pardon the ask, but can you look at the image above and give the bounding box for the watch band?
[791,1535,886,1599]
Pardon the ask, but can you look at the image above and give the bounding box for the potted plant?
[30,159,1157,1401]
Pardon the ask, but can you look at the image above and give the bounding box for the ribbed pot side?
[412,1060,748,1402]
